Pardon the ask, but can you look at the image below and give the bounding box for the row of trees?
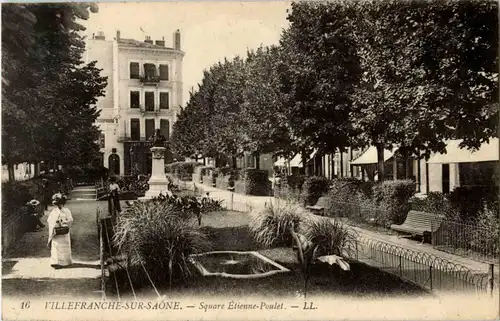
[171,0,498,180]
[2,3,107,181]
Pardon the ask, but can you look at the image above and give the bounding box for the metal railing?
[355,236,496,294]
[432,219,499,265]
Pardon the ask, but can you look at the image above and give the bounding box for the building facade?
[85,30,184,176]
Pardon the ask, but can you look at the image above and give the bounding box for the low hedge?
[447,185,498,220]
[326,178,375,219]
[373,180,416,226]
[300,176,331,206]
[165,161,202,179]
[239,169,271,196]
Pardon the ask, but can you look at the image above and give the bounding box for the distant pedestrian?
[42,179,52,211]
[108,176,122,217]
[47,193,73,269]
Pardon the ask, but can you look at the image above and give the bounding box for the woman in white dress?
[47,193,73,269]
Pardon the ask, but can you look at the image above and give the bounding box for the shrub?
[447,185,498,221]
[373,180,416,226]
[285,175,306,191]
[113,201,212,287]
[471,205,499,256]
[300,176,331,206]
[165,161,202,178]
[409,192,457,218]
[249,199,307,248]
[326,178,375,220]
[329,177,374,202]
[304,218,358,259]
[240,169,271,196]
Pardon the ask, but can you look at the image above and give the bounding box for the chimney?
[95,31,105,40]
[116,30,121,41]
[144,35,153,44]
[155,37,165,47]
[173,29,181,50]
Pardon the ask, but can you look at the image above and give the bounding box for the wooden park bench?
[306,196,331,217]
[390,210,445,243]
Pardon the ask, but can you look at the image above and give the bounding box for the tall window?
[144,63,156,78]
[130,91,140,108]
[160,119,170,140]
[130,118,140,140]
[130,62,139,79]
[145,92,155,111]
[145,119,155,140]
[159,64,169,80]
[160,92,169,109]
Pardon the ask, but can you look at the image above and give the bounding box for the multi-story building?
[85,30,184,176]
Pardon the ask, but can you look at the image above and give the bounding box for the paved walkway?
[191,181,493,274]
[2,201,106,299]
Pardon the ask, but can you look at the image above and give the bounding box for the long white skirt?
[50,233,72,266]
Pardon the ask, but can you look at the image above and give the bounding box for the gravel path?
[2,201,107,299]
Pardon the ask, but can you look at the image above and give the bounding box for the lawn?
[134,210,430,299]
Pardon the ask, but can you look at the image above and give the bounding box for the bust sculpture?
[149,129,166,147]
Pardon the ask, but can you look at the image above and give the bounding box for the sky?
[81,1,292,105]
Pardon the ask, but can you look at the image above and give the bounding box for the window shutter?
[160,92,169,109]
[130,62,139,79]
[159,65,169,80]
[145,119,155,140]
[130,118,140,140]
[145,92,155,111]
[130,91,140,108]
[160,119,170,140]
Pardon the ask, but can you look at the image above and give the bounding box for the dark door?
[108,154,120,176]
[442,164,450,194]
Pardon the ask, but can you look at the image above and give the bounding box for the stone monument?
[139,129,171,200]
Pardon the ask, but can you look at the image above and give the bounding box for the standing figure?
[47,193,73,269]
[26,199,45,231]
[108,176,122,218]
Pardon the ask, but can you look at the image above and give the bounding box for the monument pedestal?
[139,146,170,200]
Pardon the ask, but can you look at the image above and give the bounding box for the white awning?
[350,146,394,165]
[274,157,286,166]
[427,139,499,164]
[290,154,302,167]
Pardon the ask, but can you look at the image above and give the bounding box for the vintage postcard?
[1,1,499,320]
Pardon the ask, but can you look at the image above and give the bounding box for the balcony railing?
[140,75,160,85]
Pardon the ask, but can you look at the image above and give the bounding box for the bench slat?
[390,210,444,236]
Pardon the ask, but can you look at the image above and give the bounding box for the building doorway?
[442,164,450,194]
[108,154,120,176]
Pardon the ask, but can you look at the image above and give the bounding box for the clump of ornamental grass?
[304,218,358,259]
[249,199,307,248]
[113,200,212,289]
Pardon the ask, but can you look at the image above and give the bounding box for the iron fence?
[355,236,496,294]
[432,219,499,265]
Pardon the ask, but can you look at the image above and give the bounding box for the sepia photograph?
[1,1,499,320]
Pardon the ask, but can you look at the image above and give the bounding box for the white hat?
[27,199,40,206]
[52,193,67,205]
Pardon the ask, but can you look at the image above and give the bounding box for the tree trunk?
[393,153,398,180]
[376,144,385,182]
[203,158,206,166]
[231,156,237,169]
[405,155,411,179]
[7,162,15,182]
[339,152,344,178]
[302,151,308,176]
